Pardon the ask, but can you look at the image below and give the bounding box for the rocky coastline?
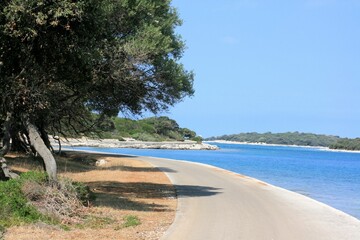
[52,137,219,150]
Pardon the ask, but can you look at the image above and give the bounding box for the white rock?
[95,159,108,166]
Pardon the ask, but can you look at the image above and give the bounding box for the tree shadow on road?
[87,181,221,212]
[175,185,222,198]
[104,166,177,173]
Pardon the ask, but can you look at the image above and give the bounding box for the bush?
[192,136,203,143]
[0,171,94,228]
[22,178,90,223]
[166,131,183,141]
[132,132,161,142]
[72,182,96,206]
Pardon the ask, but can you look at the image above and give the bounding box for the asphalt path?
[142,156,360,240]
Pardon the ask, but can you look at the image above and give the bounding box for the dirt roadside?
[4,152,177,240]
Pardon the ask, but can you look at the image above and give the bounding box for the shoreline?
[68,148,360,222]
[72,149,360,239]
[52,137,219,150]
[206,140,360,153]
[169,157,360,222]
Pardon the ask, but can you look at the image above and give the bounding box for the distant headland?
[206,132,360,151]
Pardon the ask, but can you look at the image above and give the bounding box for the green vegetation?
[95,116,202,142]
[0,171,93,230]
[207,132,339,147]
[0,172,50,228]
[0,224,5,239]
[207,132,360,151]
[79,216,116,230]
[121,215,141,228]
[329,138,360,151]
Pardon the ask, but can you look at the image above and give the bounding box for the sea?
[71,143,360,220]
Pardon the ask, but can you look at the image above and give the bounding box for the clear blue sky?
[165,0,360,138]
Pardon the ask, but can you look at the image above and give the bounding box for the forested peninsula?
[206,132,360,151]
[80,116,203,143]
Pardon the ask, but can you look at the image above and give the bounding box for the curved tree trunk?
[25,120,57,181]
[40,127,54,153]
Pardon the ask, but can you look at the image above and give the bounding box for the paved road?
[143,157,360,240]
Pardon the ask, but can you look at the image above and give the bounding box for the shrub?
[192,136,203,143]
[22,177,89,223]
[166,131,183,141]
[133,132,160,142]
[0,171,94,228]
[72,182,96,206]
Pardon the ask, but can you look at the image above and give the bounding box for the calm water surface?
[72,143,360,219]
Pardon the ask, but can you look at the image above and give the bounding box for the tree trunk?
[40,127,54,153]
[0,112,12,157]
[53,135,62,155]
[26,121,57,181]
[0,157,18,180]
[0,112,19,180]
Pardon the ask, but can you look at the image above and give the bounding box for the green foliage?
[181,128,196,139]
[192,136,203,144]
[122,215,141,228]
[329,138,360,151]
[72,181,96,206]
[98,116,201,142]
[132,132,159,142]
[96,116,116,132]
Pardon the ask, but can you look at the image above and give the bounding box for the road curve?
[142,156,360,240]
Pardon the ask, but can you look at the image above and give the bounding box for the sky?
[164,0,360,138]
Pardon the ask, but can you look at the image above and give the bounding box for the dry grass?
[4,152,176,240]
[21,179,84,224]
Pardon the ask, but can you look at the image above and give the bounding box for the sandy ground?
[4,152,176,240]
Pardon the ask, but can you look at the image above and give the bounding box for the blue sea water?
[72,143,360,219]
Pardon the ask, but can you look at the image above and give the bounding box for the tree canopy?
[0,0,194,180]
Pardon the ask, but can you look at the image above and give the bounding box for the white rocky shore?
[51,137,219,150]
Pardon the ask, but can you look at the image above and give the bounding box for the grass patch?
[121,215,141,228]
[0,171,53,228]
[77,215,115,229]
